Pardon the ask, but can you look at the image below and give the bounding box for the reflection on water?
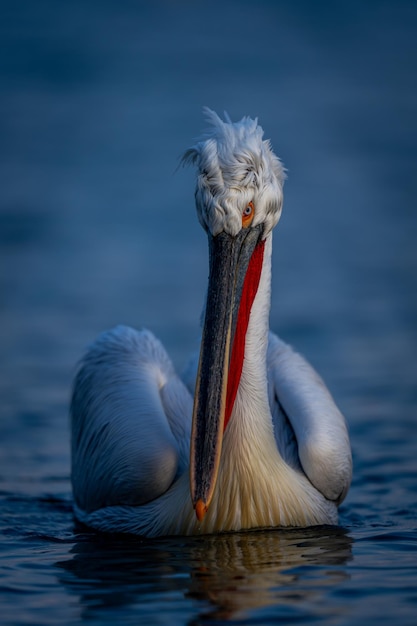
[57,528,352,622]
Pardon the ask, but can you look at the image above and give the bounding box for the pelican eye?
[242,201,255,228]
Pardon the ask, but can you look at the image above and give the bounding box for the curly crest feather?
[182,108,286,237]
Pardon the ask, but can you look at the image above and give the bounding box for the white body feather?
[71,234,351,536]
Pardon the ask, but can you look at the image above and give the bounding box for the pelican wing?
[266,332,352,503]
[71,326,192,514]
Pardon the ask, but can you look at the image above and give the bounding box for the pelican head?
[182,109,286,521]
[183,108,285,237]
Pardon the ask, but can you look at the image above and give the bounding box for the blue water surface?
[1,1,417,624]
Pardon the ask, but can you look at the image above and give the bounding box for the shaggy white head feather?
[182,108,286,237]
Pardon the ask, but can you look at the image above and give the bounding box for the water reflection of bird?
[57,528,353,621]
[70,109,352,536]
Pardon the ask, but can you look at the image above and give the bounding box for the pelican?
[71,109,352,537]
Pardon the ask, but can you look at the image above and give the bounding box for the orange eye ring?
[242,201,255,228]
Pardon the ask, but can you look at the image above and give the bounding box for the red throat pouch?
[224,239,265,430]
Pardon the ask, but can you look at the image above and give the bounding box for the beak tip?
[195,499,208,522]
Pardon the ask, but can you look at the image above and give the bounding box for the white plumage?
[71,110,352,537]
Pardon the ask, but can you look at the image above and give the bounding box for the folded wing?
[267,332,352,503]
[71,326,192,514]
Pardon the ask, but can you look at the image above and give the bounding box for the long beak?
[190,225,263,522]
